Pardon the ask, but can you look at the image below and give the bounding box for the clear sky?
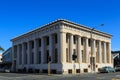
[0,0,120,51]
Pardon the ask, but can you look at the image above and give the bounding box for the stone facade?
[11,19,113,74]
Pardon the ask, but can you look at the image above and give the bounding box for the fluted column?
[11,46,15,71]
[98,41,102,63]
[49,35,52,62]
[34,39,37,64]
[92,40,96,57]
[70,34,73,62]
[108,43,111,63]
[85,38,88,63]
[27,42,30,65]
[59,32,66,63]
[104,42,107,63]
[22,43,24,65]
[17,45,19,66]
[41,37,44,63]
[78,36,82,63]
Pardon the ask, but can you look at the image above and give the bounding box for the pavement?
[0,72,120,80]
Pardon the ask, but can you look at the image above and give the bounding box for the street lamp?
[90,24,104,73]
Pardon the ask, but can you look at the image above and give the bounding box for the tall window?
[73,49,77,62]
[88,39,91,47]
[38,39,41,47]
[82,50,86,63]
[96,40,99,48]
[55,34,57,44]
[46,37,49,45]
[31,41,34,49]
[73,36,76,44]
[96,51,99,63]
[81,38,84,45]
[66,34,69,43]
[46,50,49,63]
[37,51,41,64]
[25,51,27,64]
[31,52,34,64]
[66,48,69,62]
[14,46,17,58]
[54,48,58,63]
[25,43,27,50]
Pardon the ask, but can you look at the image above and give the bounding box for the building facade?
[11,20,113,74]
[112,51,120,67]
[2,47,12,70]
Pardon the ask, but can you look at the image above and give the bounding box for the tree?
[0,46,4,51]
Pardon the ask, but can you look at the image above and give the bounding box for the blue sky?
[0,0,120,51]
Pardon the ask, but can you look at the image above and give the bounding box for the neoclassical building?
[11,19,113,74]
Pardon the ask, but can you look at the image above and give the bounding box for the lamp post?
[90,24,104,73]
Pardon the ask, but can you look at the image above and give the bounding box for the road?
[0,72,120,80]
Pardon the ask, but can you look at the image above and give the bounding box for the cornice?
[11,19,112,42]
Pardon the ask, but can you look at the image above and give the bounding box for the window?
[38,39,41,47]
[55,34,57,44]
[82,50,85,63]
[25,43,27,50]
[46,37,49,45]
[46,50,49,63]
[54,48,58,63]
[96,40,98,48]
[31,41,34,49]
[88,39,91,47]
[66,48,69,62]
[31,52,34,64]
[81,38,84,45]
[66,34,69,43]
[73,36,76,44]
[37,51,41,64]
[96,52,99,63]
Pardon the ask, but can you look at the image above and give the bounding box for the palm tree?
[0,46,4,51]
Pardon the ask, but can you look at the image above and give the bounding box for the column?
[108,43,112,63]
[49,35,52,62]
[78,36,82,63]
[11,46,14,71]
[22,43,24,65]
[104,42,107,63]
[92,40,96,57]
[98,41,102,63]
[59,32,66,63]
[41,37,44,63]
[34,39,37,64]
[17,45,19,65]
[85,38,88,63]
[27,41,30,65]
[70,34,73,62]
